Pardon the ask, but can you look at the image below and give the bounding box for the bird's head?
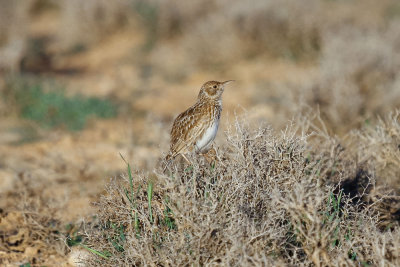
[198,80,234,101]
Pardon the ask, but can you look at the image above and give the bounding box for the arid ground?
[1,1,400,266]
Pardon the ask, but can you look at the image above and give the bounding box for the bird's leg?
[181,153,195,173]
[180,153,192,165]
[162,153,173,173]
[162,159,171,173]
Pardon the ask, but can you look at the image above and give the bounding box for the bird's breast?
[195,120,219,154]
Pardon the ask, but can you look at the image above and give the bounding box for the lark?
[166,80,233,164]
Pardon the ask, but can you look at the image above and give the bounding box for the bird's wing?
[170,103,209,157]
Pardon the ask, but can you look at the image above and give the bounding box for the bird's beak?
[222,80,235,86]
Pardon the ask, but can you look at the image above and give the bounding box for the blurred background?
[0,0,399,264]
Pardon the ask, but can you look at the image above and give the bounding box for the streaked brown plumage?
[167,80,233,163]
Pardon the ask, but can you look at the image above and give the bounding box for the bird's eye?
[213,85,217,89]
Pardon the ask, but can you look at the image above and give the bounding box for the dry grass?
[292,23,400,133]
[348,111,400,193]
[0,0,327,73]
[82,113,400,266]
[0,176,67,266]
[1,0,400,265]
[0,0,31,71]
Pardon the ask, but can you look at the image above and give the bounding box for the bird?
[165,80,233,164]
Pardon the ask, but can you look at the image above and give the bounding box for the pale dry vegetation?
[84,114,400,266]
[0,179,67,266]
[294,23,400,133]
[1,0,400,266]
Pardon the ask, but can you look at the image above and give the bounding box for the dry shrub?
[46,0,324,77]
[350,111,400,191]
[2,0,394,76]
[219,0,321,59]
[344,111,400,227]
[0,0,137,71]
[149,0,322,77]
[0,175,67,266]
[296,23,400,133]
[84,116,400,266]
[296,110,400,229]
[54,0,136,51]
[0,0,32,72]
[53,0,321,57]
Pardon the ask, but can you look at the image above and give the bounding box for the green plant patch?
[14,84,117,130]
[386,3,400,20]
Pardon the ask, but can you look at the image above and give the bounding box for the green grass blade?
[127,163,134,204]
[79,243,109,259]
[147,181,154,223]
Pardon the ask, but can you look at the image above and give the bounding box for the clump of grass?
[351,111,400,192]
[5,79,117,131]
[83,115,400,266]
[66,222,111,260]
